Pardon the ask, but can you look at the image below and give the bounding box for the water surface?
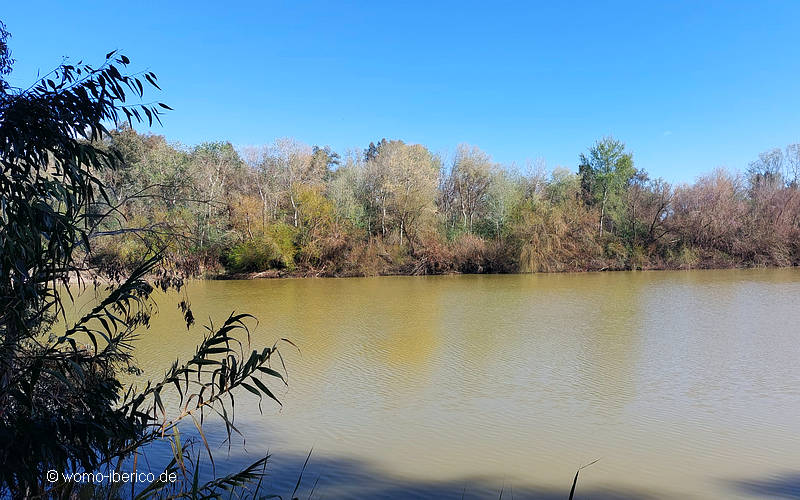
[106,269,800,499]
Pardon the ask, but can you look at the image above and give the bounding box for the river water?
[97,269,800,499]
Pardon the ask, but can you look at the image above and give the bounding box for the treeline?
[92,128,800,277]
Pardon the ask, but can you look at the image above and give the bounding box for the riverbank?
[212,255,799,280]
[88,128,800,290]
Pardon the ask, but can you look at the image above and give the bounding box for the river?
[96,268,800,499]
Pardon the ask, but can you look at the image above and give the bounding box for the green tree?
[311,144,341,177]
[578,137,636,236]
[363,138,388,162]
[0,21,11,85]
[546,167,580,204]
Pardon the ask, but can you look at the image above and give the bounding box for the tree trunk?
[381,202,387,236]
[290,193,298,227]
[599,187,608,236]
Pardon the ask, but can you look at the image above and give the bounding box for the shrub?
[451,233,487,273]
[268,223,299,270]
[225,236,282,272]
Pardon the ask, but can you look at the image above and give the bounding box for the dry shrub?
[451,233,487,273]
[308,231,352,276]
[410,232,454,275]
[342,239,395,276]
[735,187,800,266]
[517,202,603,272]
[668,169,746,254]
[482,239,519,273]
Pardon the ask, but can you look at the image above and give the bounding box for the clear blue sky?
[3,1,799,182]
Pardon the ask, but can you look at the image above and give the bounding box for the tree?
[374,141,439,248]
[103,127,191,211]
[188,141,245,249]
[743,148,800,263]
[484,168,521,240]
[362,143,394,237]
[328,156,369,231]
[747,148,784,192]
[265,138,320,228]
[241,144,283,229]
[669,169,745,253]
[363,138,388,162]
[786,144,800,188]
[0,29,285,498]
[0,22,12,89]
[639,177,673,243]
[578,137,636,236]
[546,167,580,204]
[311,144,341,176]
[448,144,492,233]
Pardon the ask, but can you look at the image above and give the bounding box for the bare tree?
[785,144,800,188]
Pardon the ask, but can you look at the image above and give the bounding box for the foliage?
[579,137,636,236]
[0,28,287,498]
[444,144,493,233]
[89,124,800,277]
[225,236,283,272]
[17,25,792,279]
[0,21,12,82]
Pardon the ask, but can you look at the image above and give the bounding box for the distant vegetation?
[94,130,800,277]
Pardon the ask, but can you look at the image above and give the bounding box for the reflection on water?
[77,269,800,498]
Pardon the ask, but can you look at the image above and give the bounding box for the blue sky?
[3,1,799,182]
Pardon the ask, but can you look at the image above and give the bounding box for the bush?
[225,236,283,272]
[413,233,455,275]
[223,223,302,273]
[667,244,699,269]
[268,223,299,270]
[451,233,487,273]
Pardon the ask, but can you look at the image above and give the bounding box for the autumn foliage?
[94,132,800,277]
